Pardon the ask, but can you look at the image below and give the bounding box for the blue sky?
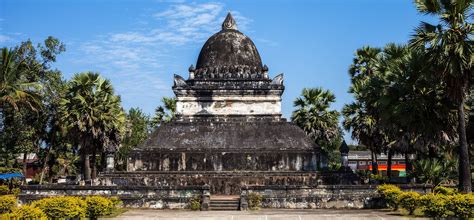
[1,0,432,143]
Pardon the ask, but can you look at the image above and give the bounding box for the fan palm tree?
[60,72,124,181]
[291,88,340,168]
[151,97,176,128]
[410,0,473,192]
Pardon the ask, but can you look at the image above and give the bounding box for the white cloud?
[0,34,11,43]
[74,2,252,113]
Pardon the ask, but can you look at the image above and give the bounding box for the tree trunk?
[82,139,91,181]
[39,145,52,185]
[457,97,472,193]
[387,148,393,182]
[371,151,378,175]
[405,153,413,183]
[91,148,97,180]
[22,152,27,177]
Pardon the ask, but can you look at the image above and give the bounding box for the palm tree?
[291,88,340,168]
[0,48,42,112]
[410,0,473,192]
[151,97,176,128]
[59,72,124,181]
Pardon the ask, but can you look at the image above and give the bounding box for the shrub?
[247,192,262,210]
[433,186,457,195]
[85,196,115,218]
[420,193,449,218]
[11,204,47,219]
[32,196,86,219]
[376,184,402,210]
[397,191,420,215]
[10,188,20,196]
[446,193,474,218]
[109,196,123,207]
[0,186,9,195]
[188,196,201,211]
[0,195,16,214]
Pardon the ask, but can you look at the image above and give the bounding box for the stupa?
[105,13,320,194]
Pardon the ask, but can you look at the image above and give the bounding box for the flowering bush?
[32,196,87,219]
[376,184,402,209]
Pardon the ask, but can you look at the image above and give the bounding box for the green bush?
[0,195,16,214]
[420,193,449,218]
[85,196,115,218]
[10,188,20,196]
[11,204,47,219]
[397,191,420,215]
[32,196,86,219]
[109,196,123,207]
[0,186,8,195]
[247,192,262,210]
[433,186,457,195]
[188,196,201,211]
[446,193,474,218]
[377,184,402,210]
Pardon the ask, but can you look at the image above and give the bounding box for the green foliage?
[10,204,47,219]
[370,174,388,183]
[188,196,201,211]
[0,195,16,214]
[377,184,402,209]
[419,193,449,218]
[10,188,19,196]
[118,107,150,165]
[0,186,8,195]
[85,195,115,218]
[413,158,457,186]
[433,186,457,195]
[109,196,123,207]
[247,192,262,210]
[292,88,341,154]
[397,191,420,215]
[32,196,86,219]
[445,193,474,219]
[0,168,21,174]
[151,97,176,128]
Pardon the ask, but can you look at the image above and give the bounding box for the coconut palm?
[410,0,473,192]
[59,72,124,181]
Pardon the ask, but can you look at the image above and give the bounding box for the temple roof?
[194,13,263,76]
[137,121,316,151]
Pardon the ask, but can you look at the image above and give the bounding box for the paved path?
[109,209,425,220]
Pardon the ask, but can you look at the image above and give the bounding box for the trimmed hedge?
[188,196,201,211]
[8,205,47,219]
[0,186,8,196]
[0,195,16,214]
[378,184,474,218]
[376,184,402,210]
[397,191,420,215]
[32,196,87,219]
[85,195,115,218]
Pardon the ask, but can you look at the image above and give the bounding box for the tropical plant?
[59,72,125,180]
[412,158,457,186]
[117,107,150,167]
[397,191,421,215]
[410,0,473,192]
[151,97,176,128]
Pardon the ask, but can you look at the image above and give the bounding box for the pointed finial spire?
[222,12,237,30]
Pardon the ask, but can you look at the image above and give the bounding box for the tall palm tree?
[151,97,176,128]
[60,72,124,181]
[410,0,473,192]
[291,88,340,168]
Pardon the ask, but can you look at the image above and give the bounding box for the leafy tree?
[291,87,341,168]
[410,0,473,192]
[116,107,149,169]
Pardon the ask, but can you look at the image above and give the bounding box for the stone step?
[210,198,240,211]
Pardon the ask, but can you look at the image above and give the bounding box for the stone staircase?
[209,195,240,211]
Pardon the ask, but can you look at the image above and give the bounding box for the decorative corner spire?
[222,12,237,30]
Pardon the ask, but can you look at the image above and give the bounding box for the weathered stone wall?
[176,95,282,117]
[128,151,317,172]
[241,185,433,209]
[19,185,206,209]
[100,171,319,195]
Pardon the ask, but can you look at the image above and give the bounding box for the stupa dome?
[195,13,263,73]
